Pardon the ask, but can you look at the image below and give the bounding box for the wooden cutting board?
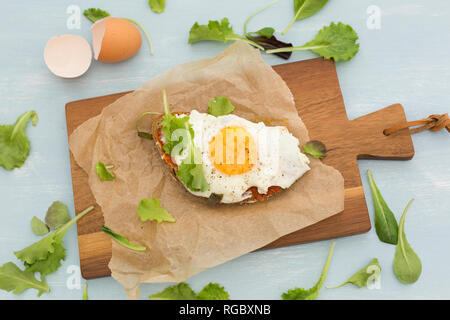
[66,57,415,279]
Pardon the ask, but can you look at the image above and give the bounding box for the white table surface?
[0,0,449,300]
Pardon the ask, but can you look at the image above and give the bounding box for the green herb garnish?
[30,217,49,236]
[149,0,165,13]
[393,199,422,284]
[138,197,175,224]
[0,111,38,171]
[150,282,230,300]
[367,170,399,245]
[282,242,335,300]
[14,206,94,276]
[327,258,381,288]
[268,22,360,62]
[188,18,264,51]
[208,97,236,117]
[45,201,71,230]
[136,111,161,140]
[83,8,110,22]
[83,8,154,55]
[282,0,329,35]
[102,226,146,251]
[95,162,115,181]
[0,262,50,297]
[302,140,327,159]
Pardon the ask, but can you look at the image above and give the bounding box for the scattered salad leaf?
[83,282,88,300]
[31,216,49,236]
[138,197,175,224]
[0,111,38,171]
[15,206,94,276]
[282,242,335,300]
[282,0,329,35]
[251,27,275,39]
[45,201,71,230]
[95,162,115,182]
[268,22,360,62]
[84,8,154,55]
[150,282,230,300]
[136,111,161,140]
[102,226,146,251]
[327,258,381,288]
[177,162,210,192]
[208,97,236,117]
[188,18,264,50]
[0,262,50,297]
[83,8,110,23]
[302,140,327,159]
[367,170,399,245]
[197,283,230,300]
[393,199,422,284]
[246,35,293,60]
[149,0,165,13]
[150,283,197,300]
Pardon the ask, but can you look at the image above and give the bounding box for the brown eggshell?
[92,17,142,63]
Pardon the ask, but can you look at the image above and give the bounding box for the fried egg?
[172,110,310,203]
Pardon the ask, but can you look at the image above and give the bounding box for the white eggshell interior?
[91,18,108,60]
[44,35,92,78]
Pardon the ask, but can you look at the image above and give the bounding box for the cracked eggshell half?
[92,17,142,63]
[44,35,92,78]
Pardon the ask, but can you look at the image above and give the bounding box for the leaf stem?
[55,206,95,238]
[282,0,307,35]
[243,0,280,34]
[229,36,265,51]
[266,44,327,54]
[398,199,415,261]
[122,17,154,55]
[162,89,170,115]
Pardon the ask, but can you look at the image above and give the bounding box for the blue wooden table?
[0,0,449,300]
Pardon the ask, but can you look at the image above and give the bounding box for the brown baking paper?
[69,41,344,299]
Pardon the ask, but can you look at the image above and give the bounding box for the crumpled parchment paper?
[69,41,344,299]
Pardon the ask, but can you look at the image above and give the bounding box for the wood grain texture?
[66,58,414,279]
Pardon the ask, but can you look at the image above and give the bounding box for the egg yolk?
[209,127,257,175]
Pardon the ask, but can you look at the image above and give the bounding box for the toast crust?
[151,112,283,204]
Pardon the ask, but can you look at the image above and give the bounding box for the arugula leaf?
[150,282,230,300]
[15,206,94,275]
[188,18,264,50]
[95,162,116,182]
[282,242,335,300]
[268,22,360,62]
[251,27,275,39]
[31,216,49,236]
[138,198,175,224]
[0,262,50,297]
[367,170,399,245]
[283,0,329,35]
[246,35,293,60]
[327,258,381,288]
[83,8,110,23]
[150,282,197,300]
[208,97,236,117]
[45,201,71,230]
[177,162,209,192]
[83,282,88,300]
[302,140,327,159]
[197,283,230,300]
[393,199,422,284]
[102,226,146,251]
[0,111,38,171]
[149,0,165,13]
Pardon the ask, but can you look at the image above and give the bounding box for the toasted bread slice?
[152,112,283,204]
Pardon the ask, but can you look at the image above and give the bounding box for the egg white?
[172,110,310,203]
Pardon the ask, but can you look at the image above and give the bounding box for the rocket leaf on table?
[95,162,116,182]
[268,22,360,62]
[283,0,329,35]
[208,97,235,117]
[83,8,110,23]
[102,226,147,251]
[150,282,230,300]
[327,258,381,288]
[367,170,399,245]
[149,0,165,13]
[282,242,335,300]
[45,201,71,230]
[0,111,38,171]
[30,216,49,236]
[0,262,50,297]
[138,198,175,224]
[302,140,327,159]
[14,206,94,275]
[393,199,422,284]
